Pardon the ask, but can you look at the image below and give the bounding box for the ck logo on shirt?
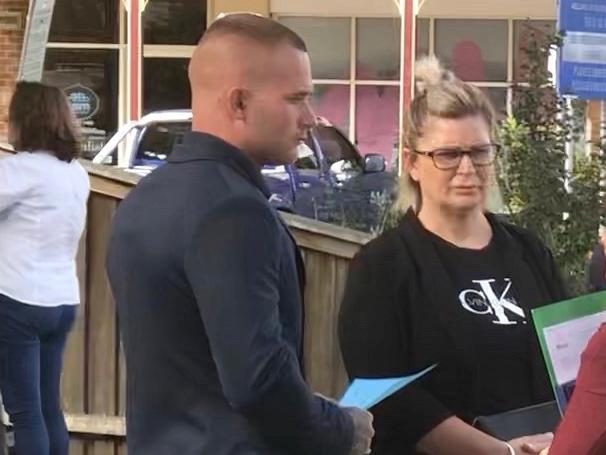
[458,278,526,325]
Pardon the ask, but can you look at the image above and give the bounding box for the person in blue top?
[106,13,373,455]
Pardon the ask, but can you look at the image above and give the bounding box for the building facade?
[4,0,596,164]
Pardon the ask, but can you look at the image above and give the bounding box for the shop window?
[356,18,401,80]
[43,49,119,159]
[144,0,206,45]
[435,19,508,82]
[312,84,350,135]
[143,58,191,113]
[279,17,351,79]
[482,87,508,120]
[416,18,430,59]
[355,85,400,164]
[49,0,119,43]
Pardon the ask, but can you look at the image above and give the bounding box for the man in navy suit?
[106,13,373,455]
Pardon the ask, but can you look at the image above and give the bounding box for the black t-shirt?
[426,227,537,415]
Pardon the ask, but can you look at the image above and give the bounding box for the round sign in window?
[64,84,100,121]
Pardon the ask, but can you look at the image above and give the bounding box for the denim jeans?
[0,294,76,455]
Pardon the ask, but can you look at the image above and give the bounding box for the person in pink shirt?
[544,324,606,455]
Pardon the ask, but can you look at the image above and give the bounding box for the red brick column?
[0,0,29,140]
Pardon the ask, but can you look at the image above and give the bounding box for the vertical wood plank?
[63,226,88,415]
[91,441,114,455]
[303,251,343,398]
[68,439,86,455]
[331,258,351,397]
[118,343,126,417]
[86,194,118,419]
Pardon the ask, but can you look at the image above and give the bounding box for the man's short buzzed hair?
[201,13,307,52]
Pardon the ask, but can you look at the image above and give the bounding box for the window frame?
[416,16,557,117]
[47,1,207,129]
[275,14,402,155]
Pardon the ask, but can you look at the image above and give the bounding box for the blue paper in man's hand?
[339,364,437,410]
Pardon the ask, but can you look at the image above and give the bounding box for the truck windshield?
[134,121,191,166]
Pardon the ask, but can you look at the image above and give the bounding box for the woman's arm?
[417,417,552,455]
[416,417,511,455]
[339,241,454,448]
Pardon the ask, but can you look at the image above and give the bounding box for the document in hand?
[532,290,606,413]
[339,364,437,410]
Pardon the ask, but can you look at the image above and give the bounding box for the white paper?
[543,310,606,384]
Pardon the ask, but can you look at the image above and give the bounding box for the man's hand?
[508,433,553,454]
[342,406,374,455]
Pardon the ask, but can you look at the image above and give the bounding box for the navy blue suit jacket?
[106,132,353,455]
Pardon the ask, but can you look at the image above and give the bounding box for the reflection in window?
[279,17,351,79]
[357,18,400,80]
[416,18,430,59]
[135,122,191,165]
[314,125,360,167]
[514,21,556,82]
[435,19,508,82]
[482,88,508,120]
[144,0,206,45]
[143,58,191,113]
[356,86,400,165]
[312,84,350,135]
[50,0,118,43]
[295,143,320,170]
[43,49,119,159]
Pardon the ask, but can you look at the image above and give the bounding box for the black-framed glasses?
[413,143,501,170]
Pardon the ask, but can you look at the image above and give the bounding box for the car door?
[314,124,395,232]
[261,165,295,212]
[312,124,363,185]
[291,139,334,220]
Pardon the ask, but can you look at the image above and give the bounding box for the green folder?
[532,290,606,413]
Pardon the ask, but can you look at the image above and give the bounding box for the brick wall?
[0,0,29,140]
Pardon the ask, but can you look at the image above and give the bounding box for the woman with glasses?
[339,57,565,455]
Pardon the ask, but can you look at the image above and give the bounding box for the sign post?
[18,0,56,82]
[123,0,149,121]
[557,0,606,99]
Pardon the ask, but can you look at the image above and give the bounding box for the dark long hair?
[8,81,81,162]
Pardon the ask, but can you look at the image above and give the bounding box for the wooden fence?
[54,160,373,453]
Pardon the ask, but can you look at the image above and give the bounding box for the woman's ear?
[403,148,419,182]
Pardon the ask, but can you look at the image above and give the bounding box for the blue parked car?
[92,110,396,232]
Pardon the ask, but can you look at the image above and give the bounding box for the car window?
[294,142,320,170]
[314,125,361,167]
[134,121,191,164]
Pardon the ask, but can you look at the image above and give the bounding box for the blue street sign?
[557,0,606,99]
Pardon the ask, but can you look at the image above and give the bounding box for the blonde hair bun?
[414,55,454,93]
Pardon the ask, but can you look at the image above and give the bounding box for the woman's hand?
[508,433,553,454]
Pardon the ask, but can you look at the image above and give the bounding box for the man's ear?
[228,88,249,121]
